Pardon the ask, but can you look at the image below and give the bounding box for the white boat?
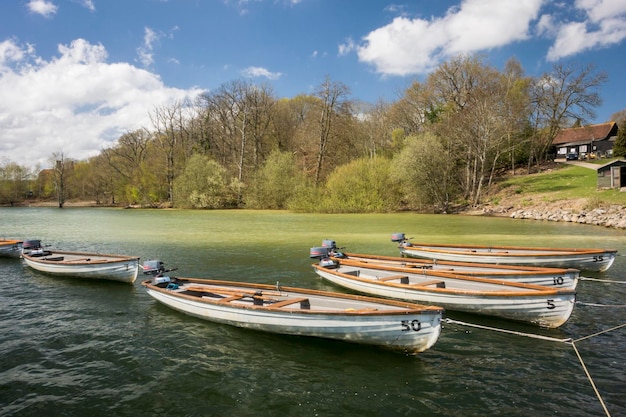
[22,246,140,284]
[392,233,617,272]
[311,261,576,328]
[312,241,579,289]
[0,239,22,258]
[140,261,443,355]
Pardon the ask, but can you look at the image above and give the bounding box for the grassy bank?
[484,162,626,213]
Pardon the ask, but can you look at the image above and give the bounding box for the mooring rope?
[572,322,626,343]
[444,318,625,417]
[576,301,626,308]
[579,277,626,284]
[442,318,572,343]
[570,341,612,417]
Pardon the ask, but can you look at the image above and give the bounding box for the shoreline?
[6,198,626,229]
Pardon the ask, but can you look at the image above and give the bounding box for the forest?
[2,54,625,212]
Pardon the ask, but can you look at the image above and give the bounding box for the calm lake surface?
[1,207,624,416]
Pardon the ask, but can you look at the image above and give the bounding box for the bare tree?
[528,62,607,169]
[150,100,195,204]
[313,76,351,186]
[50,151,73,208]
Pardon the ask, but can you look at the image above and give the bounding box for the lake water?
[0,208,624,416]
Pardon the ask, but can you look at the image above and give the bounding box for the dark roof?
[553,122,618,145]
[596,159,626,171]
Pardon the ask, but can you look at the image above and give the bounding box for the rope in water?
[576,301,626,308]
[579,277,626,284]
[443,318,572,343]
[443,318,625,417]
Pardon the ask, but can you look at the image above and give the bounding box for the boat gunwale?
[141,277,444,316]
[312,263,577,297]
[403,242,617,257]
[22,250,140,265]
[340,252,577,273]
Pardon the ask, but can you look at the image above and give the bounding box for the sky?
[1,0,626,170]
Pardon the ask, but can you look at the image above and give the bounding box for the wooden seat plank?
[270,297,310,309]
[412,280,446,288]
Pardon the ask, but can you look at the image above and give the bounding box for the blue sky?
[1,0,626,169]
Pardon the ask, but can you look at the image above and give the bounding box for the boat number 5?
[401,320,422,332]
[546,299,556,309]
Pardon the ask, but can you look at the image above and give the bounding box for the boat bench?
[270,297,311,309]
[378,275,409,284]
[412,280,446,288]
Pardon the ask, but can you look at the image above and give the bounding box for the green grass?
[498,164,626,205]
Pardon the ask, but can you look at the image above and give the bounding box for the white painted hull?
[142,278,443,354]
[313,264,576,328]
[0,240,23,258]
[23,250,139,283]
[336,252,579,289]
[400,243,616,272]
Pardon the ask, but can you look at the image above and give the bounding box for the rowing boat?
[312,241,579,289]
[22,246,140,284]
[140,261,443,355]
[311,261,576,328]
[392,233,617,272]
[0,239,22,258]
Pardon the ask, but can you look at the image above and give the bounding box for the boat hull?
[335,252,579,289]
[22,250,140,283]
[312,264,576,329]
[0,240,23,258]
[400,243,616,272]
[142,278,443,354]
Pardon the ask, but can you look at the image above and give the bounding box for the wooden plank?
[270,297,310,309]
[378,275,409,282]
[412,280,446,288]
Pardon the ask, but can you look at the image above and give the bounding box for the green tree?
[173,154,240,209]
[317,157,399,213]
[613,119,626,158]
[0,160,32,205]
[246,150,307,209]
[391,133,461,213]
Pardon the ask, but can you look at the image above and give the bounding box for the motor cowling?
[391,233,406,243]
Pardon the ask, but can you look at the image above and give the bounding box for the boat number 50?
[401,320,422,332]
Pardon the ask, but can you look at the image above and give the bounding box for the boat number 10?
[401,320,422,332]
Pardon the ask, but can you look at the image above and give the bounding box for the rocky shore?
[475,197,626,229]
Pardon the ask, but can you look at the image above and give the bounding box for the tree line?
[1,54,623,212]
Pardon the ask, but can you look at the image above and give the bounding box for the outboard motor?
[391,233,405,243]
[309,246,338,268]
[321,239,346,258]
[310,246,330,259]
[22,239,51,257]
[143,260,178,287]
[391,232,412,247]
[22,239,42,254]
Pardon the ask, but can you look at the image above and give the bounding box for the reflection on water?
[0,207,624,416]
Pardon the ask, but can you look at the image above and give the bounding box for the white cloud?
[0,38,202,169]
[338,38,356,56]
[80,0,96,12]
[357,0,542,76]
[241,66,282,80]
[546,0,626,60]
[27,0,58,17]
[136,27,159,68]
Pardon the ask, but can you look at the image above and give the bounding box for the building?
[552,122,618,160]
[596,159,626,190]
